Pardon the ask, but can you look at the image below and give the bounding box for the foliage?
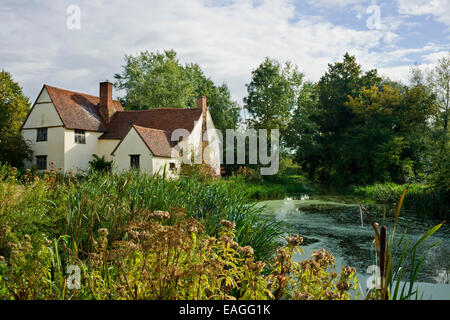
[114,50,194,109]
[0,135,33,169]
[89,154,113,173]
[0,166,285,261]
[0,70,33,168]
[352,183,449,219]
[286,54,437,186]
[244,58,303,134]
[235,166,262,183]
[179,162,218,182]
[0,208,357,300]
[424,52,450,193]
[0,70,30,137]
[114,50,240,133]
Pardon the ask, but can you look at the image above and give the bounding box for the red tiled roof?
[99,108,203,140]
[132,125,175,158]
[35,84,203,158]
[44,85,124,131]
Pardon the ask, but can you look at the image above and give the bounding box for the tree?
[0,70,30,137]
[427,52,450,172]
[0,70,32,168]
[285,82,321,178]
[424,52,450,191]
[345,83,435,183]
[244,58,304,133]
[114,50,240,132]
[298,53,381,184]
[287,54,438,185]
[114,50,194,109]
[183,63,240,132]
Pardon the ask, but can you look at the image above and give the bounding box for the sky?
[0,0,449,105]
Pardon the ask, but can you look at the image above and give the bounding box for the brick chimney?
[197,96,208,163]
[99,81,115,123]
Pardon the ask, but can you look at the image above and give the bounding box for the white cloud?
[0,0,443,104]
[398,0,450,26]
[307,0,367,8]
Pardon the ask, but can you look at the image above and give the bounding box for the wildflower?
[337,281,350,291]
[128,230,139,239]
[342,266,356,276]
[229,241,239,249]
[285,235,303,247]
[151,210,170,219]
[220,220,236,230]
[248,260,265,272]
[219,235,233,243]
[238,246,254,257]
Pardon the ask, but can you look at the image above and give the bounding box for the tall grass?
[353,183,449,219]
[0,168,285,260]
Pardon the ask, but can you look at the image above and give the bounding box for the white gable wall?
[204,110,221,175]
[22,88,63,128]
[21,88,65,170]
[112,127,153,174]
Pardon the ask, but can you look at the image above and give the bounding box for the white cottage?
[21,82,221,176]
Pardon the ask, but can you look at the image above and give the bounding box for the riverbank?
[227,173,448,220]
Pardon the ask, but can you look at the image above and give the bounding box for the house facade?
[21,82,221,177]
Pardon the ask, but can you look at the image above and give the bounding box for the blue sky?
[0,0,449,105]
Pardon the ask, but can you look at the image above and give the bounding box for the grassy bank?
[352,183,449,219]
[221,174,313,201]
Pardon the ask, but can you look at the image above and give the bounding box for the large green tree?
[114,50,194,110]
[114,50,240,132]
[286,54,437,185]
[0,70,32,168]
[295,53,381,184]
[426,52,450,190]
[244,58,303,133]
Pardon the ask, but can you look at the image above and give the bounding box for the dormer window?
[36,128,48,142]
[75,129,86,144]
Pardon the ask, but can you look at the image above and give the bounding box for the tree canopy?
[0,70,33,168]
[114,50,240,132]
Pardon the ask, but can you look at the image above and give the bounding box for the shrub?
[179,163,217,182]
[88,155,113,173]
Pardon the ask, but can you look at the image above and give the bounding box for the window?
[169,163,176,171]
[130,155,140,169]
[75,130,86,144]
[36,128,48,142]
[36,155,47,170]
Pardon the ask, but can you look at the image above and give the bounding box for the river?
[257,197,450,300]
